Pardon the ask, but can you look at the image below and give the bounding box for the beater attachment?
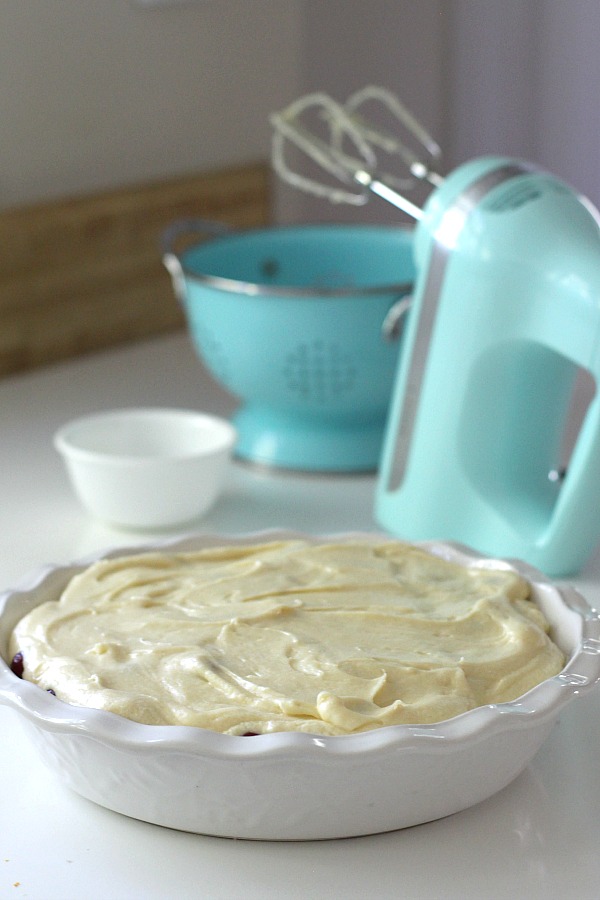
[270,86,443,220]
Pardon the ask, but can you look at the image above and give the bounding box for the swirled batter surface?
[10,540,565,735]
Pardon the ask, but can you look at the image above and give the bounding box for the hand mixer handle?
[530,187,600,573]
[377,156,600,576]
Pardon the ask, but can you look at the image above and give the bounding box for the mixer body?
[376,157,600,575]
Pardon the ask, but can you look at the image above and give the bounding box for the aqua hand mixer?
[272,87,600,574]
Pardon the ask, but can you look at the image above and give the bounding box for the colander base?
[232,404,385,472]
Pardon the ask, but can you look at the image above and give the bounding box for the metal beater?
[271,85,443,219]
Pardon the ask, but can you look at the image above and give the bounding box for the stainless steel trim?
[169,265,414,300]
[162,220,415,300]
[386,162,532,491]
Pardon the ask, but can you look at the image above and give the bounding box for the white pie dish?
[1,530,599,841]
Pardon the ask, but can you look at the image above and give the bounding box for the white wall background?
[446,0,600,207]
[1,0,599,217]
[0,0,304,208]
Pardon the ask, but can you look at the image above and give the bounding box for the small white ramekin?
[54,408,237,529]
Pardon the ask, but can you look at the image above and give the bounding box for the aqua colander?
[163,221,414,471]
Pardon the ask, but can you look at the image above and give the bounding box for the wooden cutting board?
[0,162,270,377]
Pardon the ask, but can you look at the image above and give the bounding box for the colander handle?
[161,219,231,304]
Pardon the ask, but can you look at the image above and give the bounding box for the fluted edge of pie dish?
[1,530,599,756]
[1,531,599,839]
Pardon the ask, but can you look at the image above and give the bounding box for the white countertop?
[1,333,600,900]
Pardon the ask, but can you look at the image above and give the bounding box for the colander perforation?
[283,341,357,403]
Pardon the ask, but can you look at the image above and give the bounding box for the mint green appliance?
[270,89,600,575]
[375,156,600,576]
